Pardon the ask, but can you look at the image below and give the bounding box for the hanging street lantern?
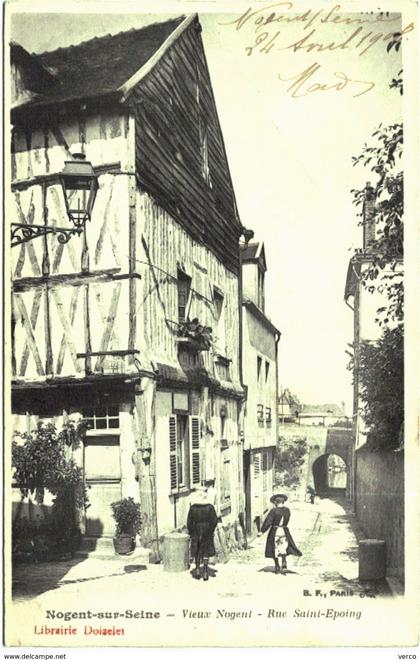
[11,153,99,247]
[59,153,98,231]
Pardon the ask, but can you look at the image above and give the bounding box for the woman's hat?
[191,486,209,504]
[270,493,288,503]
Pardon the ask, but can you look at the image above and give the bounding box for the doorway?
[84,436,121,537]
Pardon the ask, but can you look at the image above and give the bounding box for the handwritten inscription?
[278,62,375,98]
[220,3,415,99]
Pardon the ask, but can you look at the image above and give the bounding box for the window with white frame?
[83,405,119,430]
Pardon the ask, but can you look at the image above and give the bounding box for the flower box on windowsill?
[176,318,213,352]
[176,337,211,352]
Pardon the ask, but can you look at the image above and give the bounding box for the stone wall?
[354,447,404,581]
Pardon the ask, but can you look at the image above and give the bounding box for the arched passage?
[327,453,347,489]
[312,453,348,496]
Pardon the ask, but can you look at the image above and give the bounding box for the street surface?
[12,497,394,601]
[8,497,405,648]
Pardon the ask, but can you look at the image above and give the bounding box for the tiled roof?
[301,404,346,416]
[13,16,185,108]
[240,242,260,261]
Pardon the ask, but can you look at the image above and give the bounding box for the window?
[216,361,231,381]
[257,356,262,380]
[265,407,272,425]
[213,286,226,355]
[257,403,264,424]
[169,415,200,493]
[220,413,226,440]
[83,405,119,430]
[172,391,190,414]
[214,288,224,319]
[177,416,189,488]
[265,361,270,382]
[177,270,191,323]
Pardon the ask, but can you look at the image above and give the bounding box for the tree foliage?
[12,420,88,560]
[351,122,403,326]
[274,437,308,489]
[358,326,404,450]
[12,420,86,506]
[351,41,404,327]
[350,49,404,451]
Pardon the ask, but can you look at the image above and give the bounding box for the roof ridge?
[33,15,185,58]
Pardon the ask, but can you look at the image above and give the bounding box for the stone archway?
[327,453,347,490]
[312,452,348,497]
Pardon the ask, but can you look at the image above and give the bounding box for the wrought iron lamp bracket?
[11,222,82,248]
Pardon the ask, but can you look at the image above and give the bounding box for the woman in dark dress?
[260,493,302,574]
[187,488,218,581]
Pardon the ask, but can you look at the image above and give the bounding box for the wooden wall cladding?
[131,19,241,275]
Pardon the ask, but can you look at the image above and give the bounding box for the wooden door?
[84,436,121,537]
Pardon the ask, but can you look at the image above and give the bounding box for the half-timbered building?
[9,14,245,558]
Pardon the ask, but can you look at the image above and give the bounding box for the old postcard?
[3,0,419,653]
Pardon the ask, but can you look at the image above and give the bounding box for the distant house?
[297,403,349,427]
[278,388,301,422]
[10,14,246,558]
[241,241,280,536]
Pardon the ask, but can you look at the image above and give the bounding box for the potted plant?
[111,497,142,555]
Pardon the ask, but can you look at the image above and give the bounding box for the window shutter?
[169,415,178,492]
[189,416,201,487]
[253,452,261,478]
[262,451,268,497]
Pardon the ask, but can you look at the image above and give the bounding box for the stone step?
[79,536,115,552]
[75,536,152,563]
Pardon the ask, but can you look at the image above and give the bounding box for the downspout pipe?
[238,226,254,391]
[275,330,281,452]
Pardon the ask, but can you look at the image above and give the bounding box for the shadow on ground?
[12,560,148,600]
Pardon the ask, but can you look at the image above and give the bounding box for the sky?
[8,1,405,413]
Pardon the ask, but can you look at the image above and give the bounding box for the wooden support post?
[42,182,53,375]
[134,379,159,560]
[128,175,137,364]
[83,283,92,375]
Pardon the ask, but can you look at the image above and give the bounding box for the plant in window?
[177,317,213,351]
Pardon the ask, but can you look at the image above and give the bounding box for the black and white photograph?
[3,0,419,652]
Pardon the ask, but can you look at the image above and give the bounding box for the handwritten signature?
[278,62,375,98]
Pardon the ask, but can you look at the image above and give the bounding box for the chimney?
[363,182,376,251]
